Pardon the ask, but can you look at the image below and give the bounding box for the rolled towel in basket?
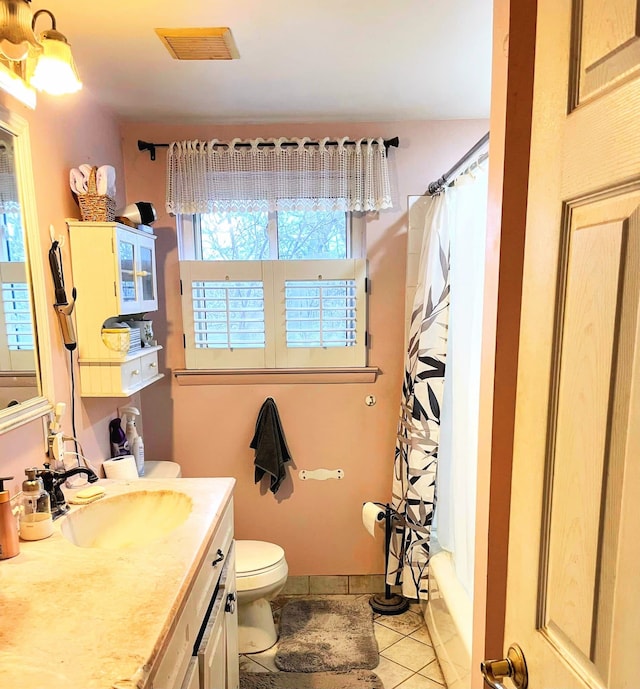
[96,165,116,198]
[69,167,87,195]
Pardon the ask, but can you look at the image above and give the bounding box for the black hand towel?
[250,397,292,494]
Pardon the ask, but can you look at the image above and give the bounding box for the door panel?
[501,0,640,687]
[578,0,640,101]
[545,218,624,661]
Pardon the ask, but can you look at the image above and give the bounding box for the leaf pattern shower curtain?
[388,194,450,599]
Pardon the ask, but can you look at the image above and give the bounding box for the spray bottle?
[120,406,144,476]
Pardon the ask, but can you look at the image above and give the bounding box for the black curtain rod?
[427,132,490,195]
[137,136,399,161]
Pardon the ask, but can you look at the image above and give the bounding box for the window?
[178,210,367,370]
[0,211,35,371]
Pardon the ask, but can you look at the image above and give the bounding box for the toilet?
[142,460,182,478]
[140,466,287,653]
[236,540,288,653]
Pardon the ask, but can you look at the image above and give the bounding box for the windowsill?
[174,366,380,385]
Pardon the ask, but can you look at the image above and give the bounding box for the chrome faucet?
[37,463,99,519]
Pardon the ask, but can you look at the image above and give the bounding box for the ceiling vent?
[155,27,239,60]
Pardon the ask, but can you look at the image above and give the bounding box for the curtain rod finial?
[138,140,157,161]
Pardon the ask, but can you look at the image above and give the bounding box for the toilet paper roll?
[362,502,385,538]
[103,455,139,480]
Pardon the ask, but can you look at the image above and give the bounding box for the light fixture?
[0,1,81,96]
[29,8,81,95]
[0,0,39,61]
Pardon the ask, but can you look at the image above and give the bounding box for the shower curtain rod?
[137,136,400,161]
[427,132,490,195]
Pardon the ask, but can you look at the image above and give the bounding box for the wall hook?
[49,224,65,248]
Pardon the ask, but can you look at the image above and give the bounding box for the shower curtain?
[388,161,488,600]
[388,194,451,599]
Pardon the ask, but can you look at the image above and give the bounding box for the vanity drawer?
[120,357,143,391]
[141,349,159,381]
[189,499,234,625]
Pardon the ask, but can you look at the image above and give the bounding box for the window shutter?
[180,258,367,370]
[179,261,275,368]
[272,259,367,367]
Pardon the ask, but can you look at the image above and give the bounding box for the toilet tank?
[143,461,182,479]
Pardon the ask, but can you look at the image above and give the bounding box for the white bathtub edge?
[424,549,472,688]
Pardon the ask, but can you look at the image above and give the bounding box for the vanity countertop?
[0,477,235,689]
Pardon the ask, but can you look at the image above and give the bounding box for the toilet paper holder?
[367,501,410,616]
[299,469,344,480]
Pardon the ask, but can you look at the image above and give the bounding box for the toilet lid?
[236,540,285,576]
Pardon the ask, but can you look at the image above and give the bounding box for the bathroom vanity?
[0,478,238,689]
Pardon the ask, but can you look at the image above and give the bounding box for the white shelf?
[79,373,165,398]
[78,344,162,364]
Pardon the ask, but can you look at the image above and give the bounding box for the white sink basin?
[60,489,193,549]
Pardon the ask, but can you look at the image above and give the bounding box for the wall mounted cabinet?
[67,220,163,397]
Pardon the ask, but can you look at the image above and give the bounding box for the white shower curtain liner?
[437,163,488,599]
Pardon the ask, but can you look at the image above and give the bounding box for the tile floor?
[239,595,447,689]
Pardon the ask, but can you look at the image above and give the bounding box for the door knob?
[481,644,528,689]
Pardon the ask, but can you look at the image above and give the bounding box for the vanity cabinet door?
[179,658,200,689]
[196,588,226,689]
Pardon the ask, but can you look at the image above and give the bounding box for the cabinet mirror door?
[118,235,137,307]
[140,243,155,302]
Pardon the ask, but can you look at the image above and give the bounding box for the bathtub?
[424,546,472,688]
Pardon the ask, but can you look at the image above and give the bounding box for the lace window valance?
[165,137,393,215]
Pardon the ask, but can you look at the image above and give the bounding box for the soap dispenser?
[19,468,53,541]
[0,477,19,559]
[120,406,144,476]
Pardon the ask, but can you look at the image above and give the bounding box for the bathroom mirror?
[0,106,52,433]
[0,61,36,110]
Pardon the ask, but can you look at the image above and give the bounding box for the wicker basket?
[77,166,116,222]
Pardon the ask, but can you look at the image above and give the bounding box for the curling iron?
[48,239,77,351]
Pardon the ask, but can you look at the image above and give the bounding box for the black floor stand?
[369,504,410,615]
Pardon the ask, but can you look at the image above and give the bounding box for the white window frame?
[177,212,368,371]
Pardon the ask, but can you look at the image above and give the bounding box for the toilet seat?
[236,540,287,591]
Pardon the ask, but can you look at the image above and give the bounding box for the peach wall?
[0,87,130,496]
[120,119,488,576]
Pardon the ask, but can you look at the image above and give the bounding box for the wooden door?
[498,0,640,687]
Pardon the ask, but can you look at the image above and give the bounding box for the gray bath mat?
[274,598,379,672]
[240,670,383,689]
